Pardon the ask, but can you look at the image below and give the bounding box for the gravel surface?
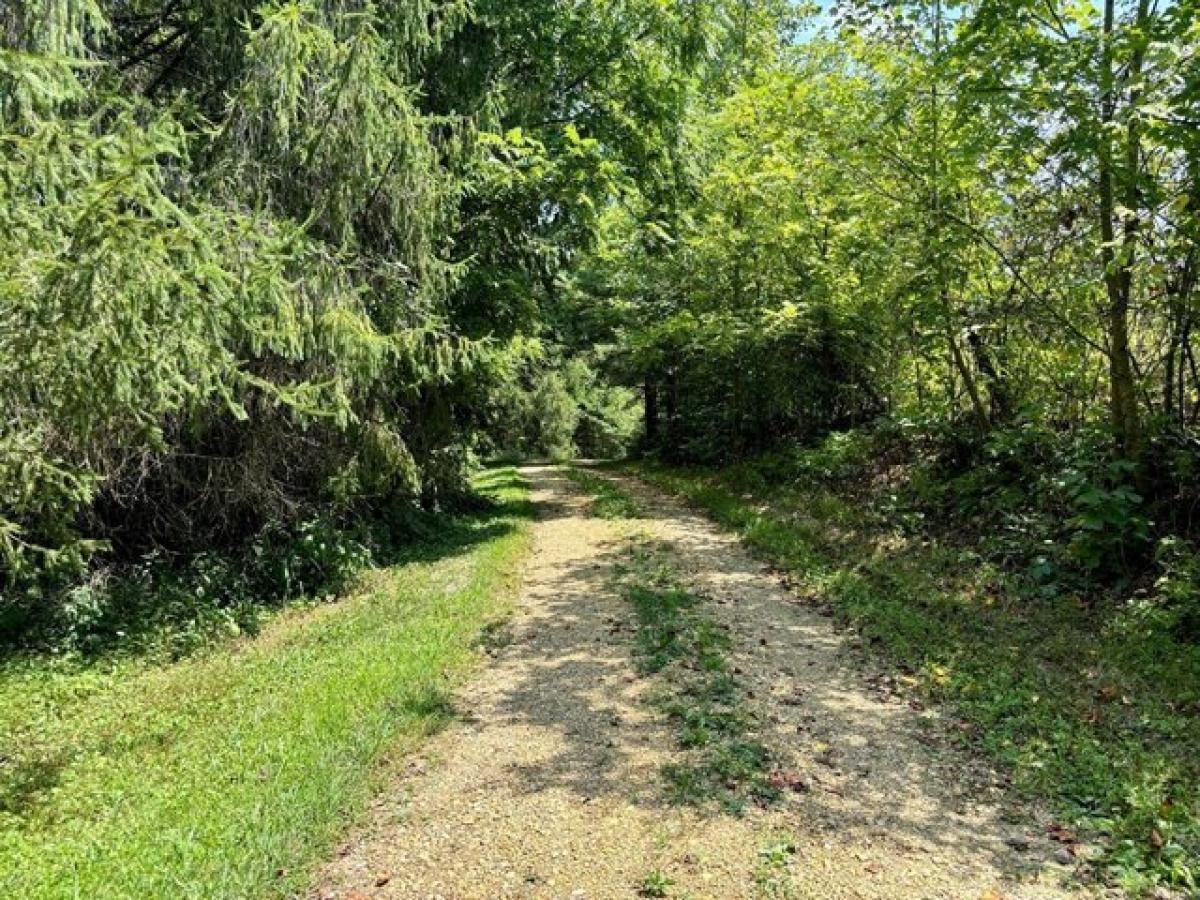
[313,465,1107,900]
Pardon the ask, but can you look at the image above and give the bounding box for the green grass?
[0,467,533,899]
[563,465,643,518]
[623,459,1200,895]
[615,541,777,815]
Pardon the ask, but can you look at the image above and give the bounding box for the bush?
[637,304,883,464]
[1062,460,1151,579]
[1,514,376,659]
[1153,538,1200,643]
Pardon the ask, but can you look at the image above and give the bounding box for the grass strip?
[563,466,643,518]
[0,467,533,899]
[616,540,777,814]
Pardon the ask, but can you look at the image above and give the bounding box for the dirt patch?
[313,466,1109,899]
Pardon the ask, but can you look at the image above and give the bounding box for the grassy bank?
[0,468,533,899]
[619,459,1199,895]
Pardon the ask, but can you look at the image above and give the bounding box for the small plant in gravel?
[564,466,643,518]
[618,541,779,814]
[755,836,799,899]
[638,869,675,897]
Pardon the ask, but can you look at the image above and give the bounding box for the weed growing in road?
[564,466,643,518]
[754,835,799,899]
[617,541,778,814]
[638,868,675,897]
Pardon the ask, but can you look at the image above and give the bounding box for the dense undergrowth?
[0,477,528,661]
[620,426,1200,896]
[0,468,532,899]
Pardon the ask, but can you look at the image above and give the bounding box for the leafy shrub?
[785,429,883,483]
[1152,538,1200,642]
[481,348,638,461]
[2,515,374,658]
[636,304,883,464]
[1062,460,1151,579]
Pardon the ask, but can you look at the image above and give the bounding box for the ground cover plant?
[619,539,779,814]
[564,466,645,519]
[567,470,776,812]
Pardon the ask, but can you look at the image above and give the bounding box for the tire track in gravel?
[314,465,1105,900]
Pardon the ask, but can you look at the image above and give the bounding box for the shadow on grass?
[0,467,539,666]
[0,755,69,820]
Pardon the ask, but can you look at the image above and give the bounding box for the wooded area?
[2,0,1199,894]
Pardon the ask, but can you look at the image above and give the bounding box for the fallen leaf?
[768,770,810,792]
[1046,823,1077,844]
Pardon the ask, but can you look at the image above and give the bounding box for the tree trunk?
[948,326,990,433]
[1098,0,1147,460]
[1166,154,1200,423]
[967,328,1011,423]
[644,374,659,447]
[665,361,680,461]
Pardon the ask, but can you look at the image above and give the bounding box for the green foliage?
[1151,539,1200,643]
[1062,461,1152,579]
[3,513,380,659]
[481,343,639,461]
[754,835,799,899]
[1,0,725,621]
[569,0,1200,511]
[638,869,675,898]
[5,0,1200,891]
[0,0,481,599]
[564,468,643,519]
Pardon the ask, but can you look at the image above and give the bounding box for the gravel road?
[314,465,1105,900]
